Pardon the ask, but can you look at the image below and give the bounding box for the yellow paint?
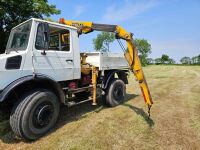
[92,66,98,105]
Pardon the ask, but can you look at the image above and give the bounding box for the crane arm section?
[59,18,153,109]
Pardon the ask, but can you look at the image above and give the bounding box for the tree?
[147,58,154,65]
[160,54,170,64]
[191,55,200,65]
[0,0,60,53]
[156,54,175,65]
[134,39,151,66]
[168,58,176,64]
[180,57,191,64]
[198,55,200,64]
[93,32,115,52]
[191,56,197,64]
[155,58,162,65]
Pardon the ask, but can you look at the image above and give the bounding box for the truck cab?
[1,18,81,91]
[0,18,129,140]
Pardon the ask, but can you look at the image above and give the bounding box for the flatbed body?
[82,52,129,70]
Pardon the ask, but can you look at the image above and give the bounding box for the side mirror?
[41,23,50,55]
[43,23,50,43]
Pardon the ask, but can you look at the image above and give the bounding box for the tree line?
[147,54,176,65]
[93,32,176,66]
[180,55,200,65]
[93,32,200,66]
[147,55,200,65]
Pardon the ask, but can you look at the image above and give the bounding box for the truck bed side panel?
[84,52,129,70]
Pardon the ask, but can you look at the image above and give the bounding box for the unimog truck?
[0,18,153,140]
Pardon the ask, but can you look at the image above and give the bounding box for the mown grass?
[0,65,200,149]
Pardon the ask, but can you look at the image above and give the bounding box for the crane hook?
[148,104,152,118]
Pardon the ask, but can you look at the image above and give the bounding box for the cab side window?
[35,23,70,51]
[60,32,70,51]
[49,35,59,50]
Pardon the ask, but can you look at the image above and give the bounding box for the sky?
[48,0,200,62]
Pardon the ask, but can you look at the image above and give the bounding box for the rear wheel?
[10,89,60,140]
[105,79,126,107]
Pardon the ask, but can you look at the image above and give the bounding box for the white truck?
[0,18,153,140]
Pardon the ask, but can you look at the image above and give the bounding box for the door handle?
[66,59,73,62]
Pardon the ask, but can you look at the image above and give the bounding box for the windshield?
[6,20,32,52]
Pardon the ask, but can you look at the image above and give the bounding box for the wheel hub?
[33,103,53,128]
[113,85,124,101]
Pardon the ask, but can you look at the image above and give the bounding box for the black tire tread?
[105,79,125,107]
[10,90,41,138]
[10,89,57,140]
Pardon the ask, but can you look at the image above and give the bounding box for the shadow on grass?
[56,99,105,128]
[0,97,108,144]
[0,93,142,144]
[125,93,139,101]
[123,103,154,128]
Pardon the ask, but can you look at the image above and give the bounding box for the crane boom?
[59,18,153,112]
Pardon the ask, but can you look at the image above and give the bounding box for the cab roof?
[12,18,78,30]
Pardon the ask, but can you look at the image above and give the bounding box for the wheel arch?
[0,74,65,104]
[103,69,129,89]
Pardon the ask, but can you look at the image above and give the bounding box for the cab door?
[33,22,74,81]
[54,27,74,81]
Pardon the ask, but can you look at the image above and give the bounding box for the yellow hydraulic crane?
[59,18,153,116]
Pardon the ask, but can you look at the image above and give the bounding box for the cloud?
[102,0,158,23]
[74,5,85,18]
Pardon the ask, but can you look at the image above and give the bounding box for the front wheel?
[105,79,126,107]
[10,89,60,140]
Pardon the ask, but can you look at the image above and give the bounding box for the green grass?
[0,65,200,149]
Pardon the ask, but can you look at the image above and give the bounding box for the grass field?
[0,66,200,150]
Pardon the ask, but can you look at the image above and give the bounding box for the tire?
[105,79,126,107]
[10,89,60,140]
